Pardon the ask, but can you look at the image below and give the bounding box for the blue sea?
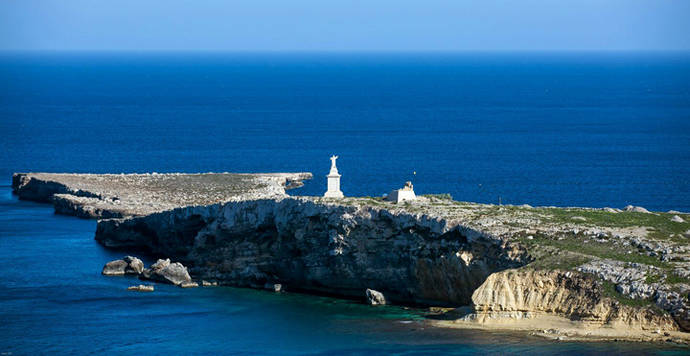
[0,52,689,354]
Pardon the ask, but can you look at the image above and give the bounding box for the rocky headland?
[11,172,690,343]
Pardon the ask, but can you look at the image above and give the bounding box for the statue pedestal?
[324,172,344,198]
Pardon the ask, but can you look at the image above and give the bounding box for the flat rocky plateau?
[12,172,312,218]
[11,172,690,344]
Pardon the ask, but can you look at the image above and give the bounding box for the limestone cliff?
[95,197,530,305]
[467,269,678,331]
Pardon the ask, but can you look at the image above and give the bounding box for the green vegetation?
[645,273,662,284]
[515,231,668,268]
[525,249,592,271]
[422,193,453,201]
[666,273,690,285]
[535,207,689,242]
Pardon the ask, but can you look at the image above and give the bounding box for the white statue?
[324,155,344,198]
[329,155,339,174]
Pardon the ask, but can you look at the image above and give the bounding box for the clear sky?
[1,0,689,51]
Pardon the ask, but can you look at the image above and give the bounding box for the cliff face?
[96,197,531,305]
[12,173,103,203]
[468,269,678,331]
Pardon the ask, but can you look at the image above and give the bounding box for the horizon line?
[2,49,690,55]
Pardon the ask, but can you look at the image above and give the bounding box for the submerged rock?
[141,259,192,286]
[366,289,386,305]
[102,256,144,276]
[127,284,154,292]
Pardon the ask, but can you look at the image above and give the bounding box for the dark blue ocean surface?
[1,52,689,210]
[1,53,690,354]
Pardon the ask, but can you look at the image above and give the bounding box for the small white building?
[386,181,416,203]
[324,155,344,198]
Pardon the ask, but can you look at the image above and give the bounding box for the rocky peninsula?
[11,172,690,343]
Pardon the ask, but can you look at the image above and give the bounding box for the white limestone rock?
[102,256,144,276]
[366,288,386,305]
[671,215,685,223]
[127,284,154,292]
[624,205,650,213]
[141,258,193,286]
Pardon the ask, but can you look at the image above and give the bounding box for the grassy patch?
[422,193,453,201]
[666,273,690,285]
[645,273,662,284]
[525,250,592,271]
[515,231,669,268]
[536,208,689,242]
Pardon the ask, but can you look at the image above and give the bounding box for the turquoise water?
[0,187,686,354]
[1,53,690,354]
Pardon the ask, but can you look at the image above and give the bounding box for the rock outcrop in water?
[141,258,194,286]
[127,284,154,292]
[102,256,144,275]
[366,289,387,305]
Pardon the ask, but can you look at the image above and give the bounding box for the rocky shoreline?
[11,172,690,344]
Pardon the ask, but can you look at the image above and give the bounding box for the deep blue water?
[1,52,689,354]
[1,52,689,210]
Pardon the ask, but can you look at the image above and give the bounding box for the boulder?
[201,280,218,287]
[366,288,386,305]
[123,256,144,274]
[127,284,154,292]
[141,258,192,286]
[671,215,685,223]
[180,281,199,288]
[624,205,650,213]
[102,256,145,276]
[264,282,282,292]
[102,259,128,275]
